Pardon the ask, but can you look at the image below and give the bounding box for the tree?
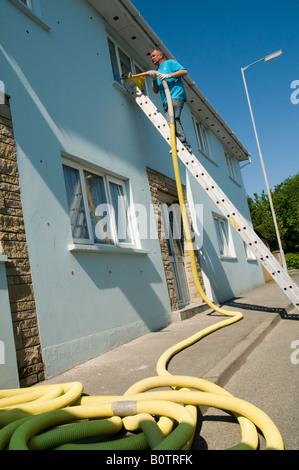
[247,173,299,254]
[272,173,299,253]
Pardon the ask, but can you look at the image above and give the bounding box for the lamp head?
[264,49,283,62]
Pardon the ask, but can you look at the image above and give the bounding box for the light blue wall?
[128,90,264,303]
[0,0,263,378]
[182,125,264,303]
[0,0,173,378]
[136,73,264,303]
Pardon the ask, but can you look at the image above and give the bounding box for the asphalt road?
[193,308,299,450]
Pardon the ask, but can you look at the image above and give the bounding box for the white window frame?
[9,0,50,30]
[19,0,32,8]
[225,152,237,181]
[105,174,133,245]
[107,35,148,94]
[192,117,210,157]
[243,241,257,261]
[62,159,134,248]
[213,213,235,258]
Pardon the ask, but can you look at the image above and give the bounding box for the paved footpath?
[40,273,299,450]
[193,309,299,450]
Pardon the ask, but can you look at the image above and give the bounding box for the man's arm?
[152,78,159,94]
[169,69,188,78]
[152,69,188,93]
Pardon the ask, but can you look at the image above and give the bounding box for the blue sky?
[132,0,298,197]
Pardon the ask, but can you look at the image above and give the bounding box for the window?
[62,160,133,247]
[19,0,32,7]
[225,153,237,180]
[213,214,230,257]
[9,0,50,30]
[243,241,256,260]
[107,36,147,94]
[192,117,210,156]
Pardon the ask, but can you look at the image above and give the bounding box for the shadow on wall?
[198,225,236,304]
[71,249,172,333]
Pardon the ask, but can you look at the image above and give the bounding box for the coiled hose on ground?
[0,77,284,451]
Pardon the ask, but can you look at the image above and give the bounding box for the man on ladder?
[123,56,299,312]
[148,48,192,153]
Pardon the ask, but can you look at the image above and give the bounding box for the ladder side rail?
[177,144,299,305]
[126,83,299,309]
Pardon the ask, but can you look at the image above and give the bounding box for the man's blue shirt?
[157,60,187,104]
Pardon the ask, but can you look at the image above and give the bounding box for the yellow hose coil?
[0,78,284,451]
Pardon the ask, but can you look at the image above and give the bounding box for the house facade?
[0,0,264,388]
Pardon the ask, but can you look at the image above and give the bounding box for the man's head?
[150,48,165,66]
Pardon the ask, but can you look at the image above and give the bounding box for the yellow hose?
[0,78,284,451]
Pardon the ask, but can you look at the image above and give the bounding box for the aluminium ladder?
[123,80,299,311]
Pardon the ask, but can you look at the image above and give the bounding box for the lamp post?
[241,49,287,271]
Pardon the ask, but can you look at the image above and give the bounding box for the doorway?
[147,167,204,312]
[162,202,191,308]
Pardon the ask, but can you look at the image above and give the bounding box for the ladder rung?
[125,81,299,311]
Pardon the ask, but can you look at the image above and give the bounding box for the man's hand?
[147,70,158,79]
[147,71,173,81]
[157,73,172,81]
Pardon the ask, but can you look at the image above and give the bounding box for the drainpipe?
[240,155,252,169]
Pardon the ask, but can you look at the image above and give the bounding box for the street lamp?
[241,49,287,271]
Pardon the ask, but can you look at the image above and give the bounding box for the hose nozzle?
[122,72,133,79]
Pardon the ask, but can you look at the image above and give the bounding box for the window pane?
[213,218,224,255]
[199,123,208,154]
[169,207,183,257]
[63,165,89,240]
[195,122,203,150]
[19,0,31,6]
[135,65,142,75]
[108,38,120,81]
[244,241,256,260]
[201,127,209,154]
[109,181,132,243]
[226,154,236,179]
[84,171,114,244]
[213,216,230,256]
[219,219,229,255]
[118,49,132,77]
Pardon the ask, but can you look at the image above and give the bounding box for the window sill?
[68,243,149,256]
[112,81,137,103]
[219,255,238,262]
[9,0,51,31]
